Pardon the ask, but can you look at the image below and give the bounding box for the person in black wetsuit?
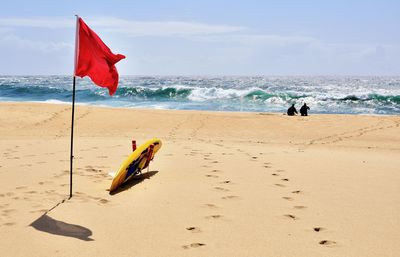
[287,104,298,116]
[300,103,310,116]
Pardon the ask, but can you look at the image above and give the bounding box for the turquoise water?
[0,76,399,115]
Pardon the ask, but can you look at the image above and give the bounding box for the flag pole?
[70,15,79,199]
[70,76,76,199]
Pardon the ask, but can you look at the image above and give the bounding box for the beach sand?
[0,102,399,256]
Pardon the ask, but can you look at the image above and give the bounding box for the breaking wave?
[0,76,399,114]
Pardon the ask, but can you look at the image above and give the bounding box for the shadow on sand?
[110,170,159,195]
[30,214,93,241]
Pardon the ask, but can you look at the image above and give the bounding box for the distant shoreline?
[0,101,398,117]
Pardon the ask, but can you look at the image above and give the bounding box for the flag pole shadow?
[30,214,94,241]
[109,170,159,195]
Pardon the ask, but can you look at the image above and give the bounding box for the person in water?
[287,104,298,116]
[300,103,310,116]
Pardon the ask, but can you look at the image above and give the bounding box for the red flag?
[74,17,125,95]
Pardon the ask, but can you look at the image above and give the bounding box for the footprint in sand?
[282,196,294,201]
[221,195,239,200]
[98,199,109,204]
[19,164,32,167]
[51,170,69,179]
[319,240,336,246]
[284,214,298,220]
[85,166,98,172]
[186,227,202,233]
[220,180,231,184]
[281,178,289,181]
[0,203,9,209]
[204,203,218,209]
[38,181,53,185]
[313,227,324,232]
[2,209,16,216]
[214,187,229,192]
[274,183,286,187]
[276,169,285,173]
[15,186,27,190]
[211,170,221,173]
[205,174,219,178]
[272,173,279,176]
[3,222,16,226]
[292,190,301,194]
[205,214,223,219]
[182,243,206,249]
[293,205,307,209]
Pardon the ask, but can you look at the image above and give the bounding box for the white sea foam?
[188,86,263,101]
[43,99,69,104]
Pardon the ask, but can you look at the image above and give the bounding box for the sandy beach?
[0,102,399,257]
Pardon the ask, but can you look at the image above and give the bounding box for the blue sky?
[0,0,399,75]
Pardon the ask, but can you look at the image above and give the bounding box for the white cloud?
[0,27,14,34]
[0,33,73,53]
[191,34,319,47]
[90,18,246,37]
[0,17,73,29]
[0,16,315,46]
[0,17,246,37]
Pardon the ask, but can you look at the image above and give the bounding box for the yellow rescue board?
[109,138,162,192]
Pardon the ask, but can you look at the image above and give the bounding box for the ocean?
[0,76,399,115]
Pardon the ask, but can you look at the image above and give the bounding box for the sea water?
[0,76,399,115]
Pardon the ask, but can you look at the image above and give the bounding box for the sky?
[0,0,399,76]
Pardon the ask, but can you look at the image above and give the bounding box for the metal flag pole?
[69,15,79,199]
[69,76,76,199]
